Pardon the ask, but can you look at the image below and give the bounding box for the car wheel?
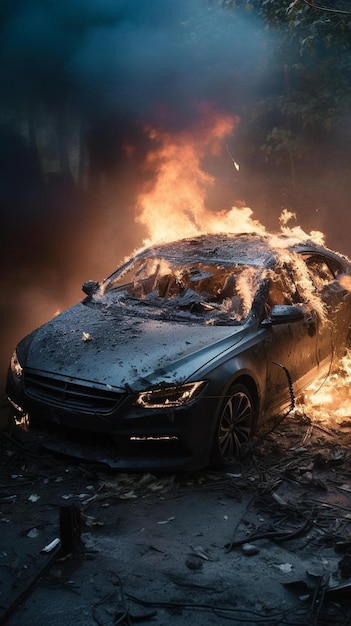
[211,383,254,468]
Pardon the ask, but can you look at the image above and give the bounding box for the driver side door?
[262,266,319,415]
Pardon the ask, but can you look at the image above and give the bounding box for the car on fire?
[6,233,351,470]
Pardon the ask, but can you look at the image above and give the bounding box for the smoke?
[1,0,265,121]
[3,1,348,391]
[0,0,273,388]
[0,0,269,235]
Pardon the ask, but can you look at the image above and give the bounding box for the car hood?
[23,301,244,389]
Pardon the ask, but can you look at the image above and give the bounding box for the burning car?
[6,233,351,470]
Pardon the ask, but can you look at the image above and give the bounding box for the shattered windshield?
[93,255,263,324]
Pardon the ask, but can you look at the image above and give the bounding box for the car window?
[105,257,172,295]
[264,268,301,317]
[303,254,340,291]
[97,257,263,324]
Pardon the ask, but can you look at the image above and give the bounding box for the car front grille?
[24,371,124,414]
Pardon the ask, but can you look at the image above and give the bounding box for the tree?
[293,1,351,17]
[227,0,351,193]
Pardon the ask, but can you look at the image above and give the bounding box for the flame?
[136,112,325,250]
[278,209,325,246]
[297,350,351,429]
[133,108,351,429]
[339,274,351,291]
[135,110,268,245]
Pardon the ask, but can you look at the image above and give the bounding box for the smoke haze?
[0,1,349,388]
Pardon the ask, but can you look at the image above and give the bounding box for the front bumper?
[6,370,217,472]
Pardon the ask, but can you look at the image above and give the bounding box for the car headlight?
[10,349,23,380]
[135,381,207,409]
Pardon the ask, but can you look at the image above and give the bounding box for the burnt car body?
[6,233,351,470]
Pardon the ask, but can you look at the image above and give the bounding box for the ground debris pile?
[1,408,351,625]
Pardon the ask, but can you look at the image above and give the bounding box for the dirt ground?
[1,395,351,626]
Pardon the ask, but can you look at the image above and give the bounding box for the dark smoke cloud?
[1,0,267,121]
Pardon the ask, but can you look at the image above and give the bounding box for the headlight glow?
[10,350,23,380]
[135,381,207,409]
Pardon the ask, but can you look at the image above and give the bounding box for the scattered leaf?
[28,494,40,502]
[278,563,293,573]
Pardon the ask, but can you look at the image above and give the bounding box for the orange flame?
[339,275,351,292]
[136,112,325,250]
[279,209,325,246]
[135,110,268,244]
[134,108,351,429]
[298,350,351,428]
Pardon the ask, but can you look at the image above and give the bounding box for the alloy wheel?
[212,384,254,467]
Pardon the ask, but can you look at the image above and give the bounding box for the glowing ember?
[226,143,240,171]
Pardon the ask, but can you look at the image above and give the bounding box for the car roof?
[139,233,341,268]
[141,233,275,266]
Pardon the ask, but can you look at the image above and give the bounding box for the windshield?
[93,256,262,324]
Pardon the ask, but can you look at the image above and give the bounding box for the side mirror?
[261,304,305,326]
[82,280,99,296]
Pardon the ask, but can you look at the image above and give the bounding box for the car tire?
[210,383,254,469]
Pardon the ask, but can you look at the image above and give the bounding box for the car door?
[302,253,351,366]
[262,265,319,415]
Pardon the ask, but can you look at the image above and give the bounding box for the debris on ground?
[1,399,351,625]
